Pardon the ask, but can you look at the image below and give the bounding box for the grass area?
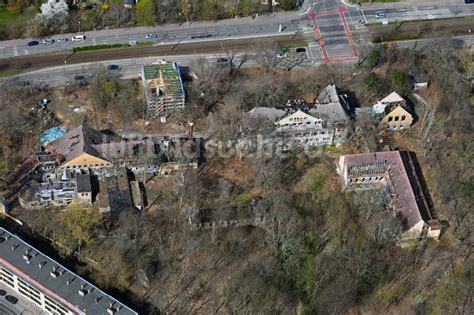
[0,68,23,78]
[322,144,341,154]
[0,7,17,22]
[370,16,474,43]
[279,41,308,49]
[73,41,153,52]
[372,32,421,43]
[137,41,154,47]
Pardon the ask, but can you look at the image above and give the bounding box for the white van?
[71,35,85,41]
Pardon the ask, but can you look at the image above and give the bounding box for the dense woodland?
[0,38,473,313]
[0,0,302,40]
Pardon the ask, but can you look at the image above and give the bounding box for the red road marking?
[308,6,359,62]
[327,56,358,63]
[338,5,358,57]
[308,11,329,61]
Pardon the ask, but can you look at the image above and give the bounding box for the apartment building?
[0,227,137,315]
[274,110,334,146]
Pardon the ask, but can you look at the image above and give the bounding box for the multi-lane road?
[0,0,473,61]
[0,0,473,80]
[4,33,472,88]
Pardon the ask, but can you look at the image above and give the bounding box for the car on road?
[145,33,157,39]
[57,38,68,43]
[295,47,306,53]
[43,38,54,45]
[27,40,39,46]
[71,35,86,41]
[190,34,212,39]
[375,12,386,19]
[5,295,18,304]
[0,289,6,296]
[216,57,230,66]
[107,64,120,70]
[217,57,229,64]
[74,75,85,81]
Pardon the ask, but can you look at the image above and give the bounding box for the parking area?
[0,283,45,315]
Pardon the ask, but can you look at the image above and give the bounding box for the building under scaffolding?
[141,61,185,119]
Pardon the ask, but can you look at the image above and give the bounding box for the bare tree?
[187,59,230,120]
[254,40,280,71]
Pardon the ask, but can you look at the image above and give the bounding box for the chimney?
[188,122,194,140]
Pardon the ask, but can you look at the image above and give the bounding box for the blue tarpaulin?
[39,127,67,145]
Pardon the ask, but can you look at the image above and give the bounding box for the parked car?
[71,35,85,41]
[128,40,137,46]
[57,38,68,43]
[277,52,288,59]
[107,64,120,70]
[295,47,306,53]
[0,289,6,296]
[5,295,18,304]
[145,33,157,39]
[375,12,386,18]
[43,38,54,45]
[27,40,39,47]
[216,57,229,64]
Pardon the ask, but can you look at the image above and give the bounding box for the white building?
[274,110,334,146]
[372,91,405,114]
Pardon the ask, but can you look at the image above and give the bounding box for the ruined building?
[338,150,441,241]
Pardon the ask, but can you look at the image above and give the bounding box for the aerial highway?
[0,0,472,62]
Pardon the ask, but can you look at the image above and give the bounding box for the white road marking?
[13,46,18,56]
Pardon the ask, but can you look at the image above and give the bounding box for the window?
[1,277,14,288]
[388,117,393,122]
[395,116,399,121]
[401,115,406,121]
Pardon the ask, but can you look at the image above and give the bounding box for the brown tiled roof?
[49,125,113,163]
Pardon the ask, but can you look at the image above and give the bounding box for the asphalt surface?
[0,0,473,63]
[0,33,306,71]
[4,33,472,89]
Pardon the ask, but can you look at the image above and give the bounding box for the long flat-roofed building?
[0,227,138,315]
[338,150,441,241]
